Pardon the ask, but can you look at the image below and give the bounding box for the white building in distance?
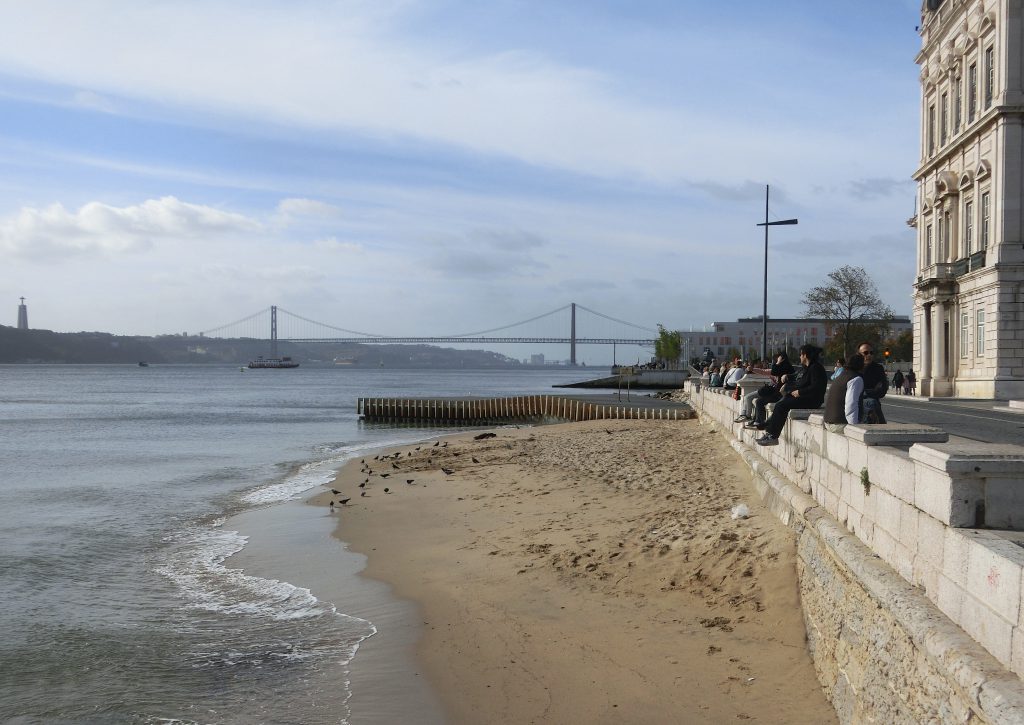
[912,0,1024,397]
[678,316,911,364]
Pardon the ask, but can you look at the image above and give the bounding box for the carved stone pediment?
[937,170,960,196]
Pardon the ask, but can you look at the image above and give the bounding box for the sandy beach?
[314,419,836,724]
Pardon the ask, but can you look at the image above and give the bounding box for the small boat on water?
[247,356,300,369]
[138,361,149,367]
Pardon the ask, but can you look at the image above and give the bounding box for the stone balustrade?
[690,382,1024,723]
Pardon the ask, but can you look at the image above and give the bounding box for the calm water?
[0,364,592,724]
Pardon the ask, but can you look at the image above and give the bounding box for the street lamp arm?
[756,218,799,227]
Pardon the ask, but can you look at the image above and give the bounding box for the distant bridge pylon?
[199,303,659,364]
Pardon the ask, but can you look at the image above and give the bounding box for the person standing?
[907,370,916,396]
[823,354,865,431]
[756,344,827,446]
[858,342,888,423]
[892,369,904,395]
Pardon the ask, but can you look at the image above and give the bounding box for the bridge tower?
[570,302,576,366]
[271,305,278,357]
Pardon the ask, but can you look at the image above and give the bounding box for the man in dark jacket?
[857,342,888,423]
[756,344,827,446]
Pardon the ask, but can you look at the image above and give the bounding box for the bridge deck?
[358,393,694,424]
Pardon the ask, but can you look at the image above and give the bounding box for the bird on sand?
[339,498,351,505]
[329,501,335,511]
[358,482,366,488]
[472,457,480,464]
[380,473,390,478]
[331,489,341,495]
[441,467,455,475]
[384,487,391,494]
[433,441,440,447]
[406,479,415,484]
[392,462,399,469]
[360,491,367,497]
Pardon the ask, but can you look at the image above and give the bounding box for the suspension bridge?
[199,303,658,365]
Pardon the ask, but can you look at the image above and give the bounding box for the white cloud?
[71,89,115,113]
[0,196,261,259]
[0,2,891,185]
[313,237,363,252]
[276,198,343,219]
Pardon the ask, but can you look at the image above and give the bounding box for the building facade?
[913,0,1024,397]
[678,316,911,364]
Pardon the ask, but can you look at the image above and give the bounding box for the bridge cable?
[275,307,383,338]
[444,304,572,338]
[574,304,658,333]
[199,307,272,337]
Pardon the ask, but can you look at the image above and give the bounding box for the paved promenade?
[881,395,1024,446]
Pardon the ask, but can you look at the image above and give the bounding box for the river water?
[0,364,591,724]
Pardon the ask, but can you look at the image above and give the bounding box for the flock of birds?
[327,439,457,512]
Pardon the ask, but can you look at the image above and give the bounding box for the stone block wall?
[691,383,1024,723]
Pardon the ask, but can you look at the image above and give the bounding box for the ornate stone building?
[912,0,1024,397]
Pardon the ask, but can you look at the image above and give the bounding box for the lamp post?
[755,184,798,363]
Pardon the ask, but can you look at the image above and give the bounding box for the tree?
[654,324,682,367]
[801,265,894,359]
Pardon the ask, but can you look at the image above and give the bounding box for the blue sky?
[0,0,924,360]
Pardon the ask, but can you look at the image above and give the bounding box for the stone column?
[921,302,932,381]
[933,303,947,380]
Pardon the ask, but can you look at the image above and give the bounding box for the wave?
[239,434,442,506]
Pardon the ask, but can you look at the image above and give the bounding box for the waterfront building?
[912,0,1024,397]
[678,316,911,364]
[16,297,28,330]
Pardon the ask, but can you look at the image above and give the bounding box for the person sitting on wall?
[723,360,746,391]
[755,344,827,447]
[709,366,723,387]
[823,353,865,431]
[738,352,795,426]
[857,342,888,423]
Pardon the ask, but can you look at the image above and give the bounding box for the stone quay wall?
[690,380,1024,724]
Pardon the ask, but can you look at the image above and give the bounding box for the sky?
[0,0,926,361]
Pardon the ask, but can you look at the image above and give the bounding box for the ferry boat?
[247,356,300,369]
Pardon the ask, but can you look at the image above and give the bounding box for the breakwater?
[357,394,693,423]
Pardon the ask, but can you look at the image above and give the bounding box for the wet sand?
[315,419,837,724]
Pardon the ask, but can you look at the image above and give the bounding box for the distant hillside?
[0,326,527,368]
